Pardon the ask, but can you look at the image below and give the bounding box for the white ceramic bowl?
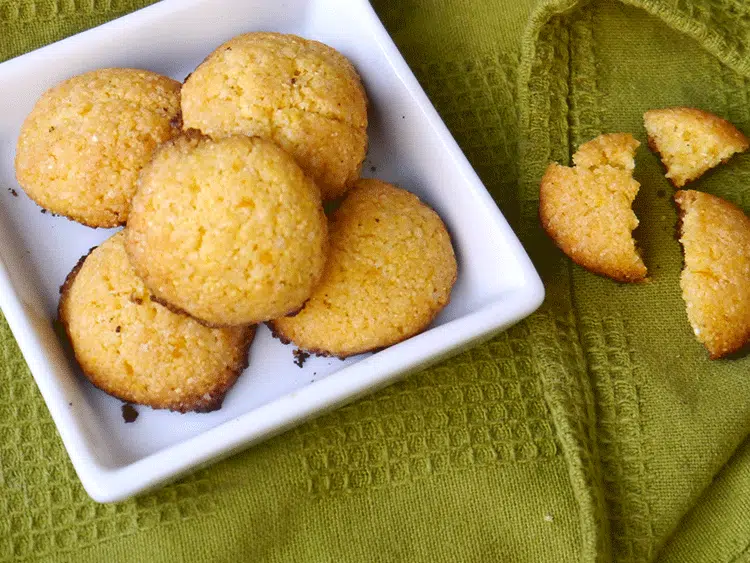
[0,0,544,502]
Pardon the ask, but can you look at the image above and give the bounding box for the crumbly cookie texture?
[58,232,255,413]
[539,133,647,282]
[126,132,328,327]
[15,68,182,227]
[270,178,457,358]
[181,32,368,200]
[644,107,749,187]
[675,190,750,359]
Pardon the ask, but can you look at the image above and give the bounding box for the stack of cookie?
[15,33,457,413]
[540,108,750,360]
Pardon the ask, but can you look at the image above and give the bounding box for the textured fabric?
[519,1,750,561]
[1,0,750,562]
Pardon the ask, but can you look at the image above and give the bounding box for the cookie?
[270,179,457,358]
[644,107,749,187]
[539,133,647,282]
[181,32,368,200]
[675,190,750,359]
[126,132,328,327]
[58,232,255,413]
[15,68,182,227]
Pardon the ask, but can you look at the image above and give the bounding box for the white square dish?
[0,0,544,502]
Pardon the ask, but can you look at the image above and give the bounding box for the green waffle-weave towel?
[2,0,750,561]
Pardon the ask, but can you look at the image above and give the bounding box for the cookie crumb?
[40,209,47,214]
[122,404,139,423]
[115,326,121,333]
[7,188,18,197]
[370,166,376,173]
[293,348,310,368]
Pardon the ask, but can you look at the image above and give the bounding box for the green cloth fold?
[1,0,750,561]
[520,1,750,560]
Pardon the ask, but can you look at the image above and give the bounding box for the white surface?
[0,0,544,502]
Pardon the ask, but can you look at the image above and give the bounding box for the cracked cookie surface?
[181,32,368,200]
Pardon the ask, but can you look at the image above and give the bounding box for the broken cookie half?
[644,107,749,188]
[675,190,750,359]
[539,133,647,282]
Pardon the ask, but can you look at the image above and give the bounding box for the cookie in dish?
[15,68,181,227]
[181,32,368,200]
[59,232,255,413]
[270,179,457,358]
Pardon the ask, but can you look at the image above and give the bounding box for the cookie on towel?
[674,190,750,359]
[15,68,182,227]
[126,132,328,327]
[644,107,749,187]
[181,32,368,200]
[58,232,255,413]
[270,179,457,358]
[539,133,647,282]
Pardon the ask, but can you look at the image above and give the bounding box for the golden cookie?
[126,132,328,327]
[15,68,182,227]
[539,133,646,282]
[58,232,255,412]
[181,32,368,200]
[270,179,457,358]
[644,107,748,187]
[675,190,750,359]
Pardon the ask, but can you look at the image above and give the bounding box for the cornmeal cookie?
[126,132,327,327]
[644,107,749,187]
[15,68,182,227]
[181,32,368,200]
[58,232,255,413]
[675,190,750,359]
[539,133,647,282]
[270,179,457,358]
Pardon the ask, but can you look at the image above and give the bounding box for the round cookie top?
[270,178,457,358]
[181,32,368,200]
[15,68,182,227]
[58,232,255,413]
[126,132,328,327]
[675,190,750,359]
